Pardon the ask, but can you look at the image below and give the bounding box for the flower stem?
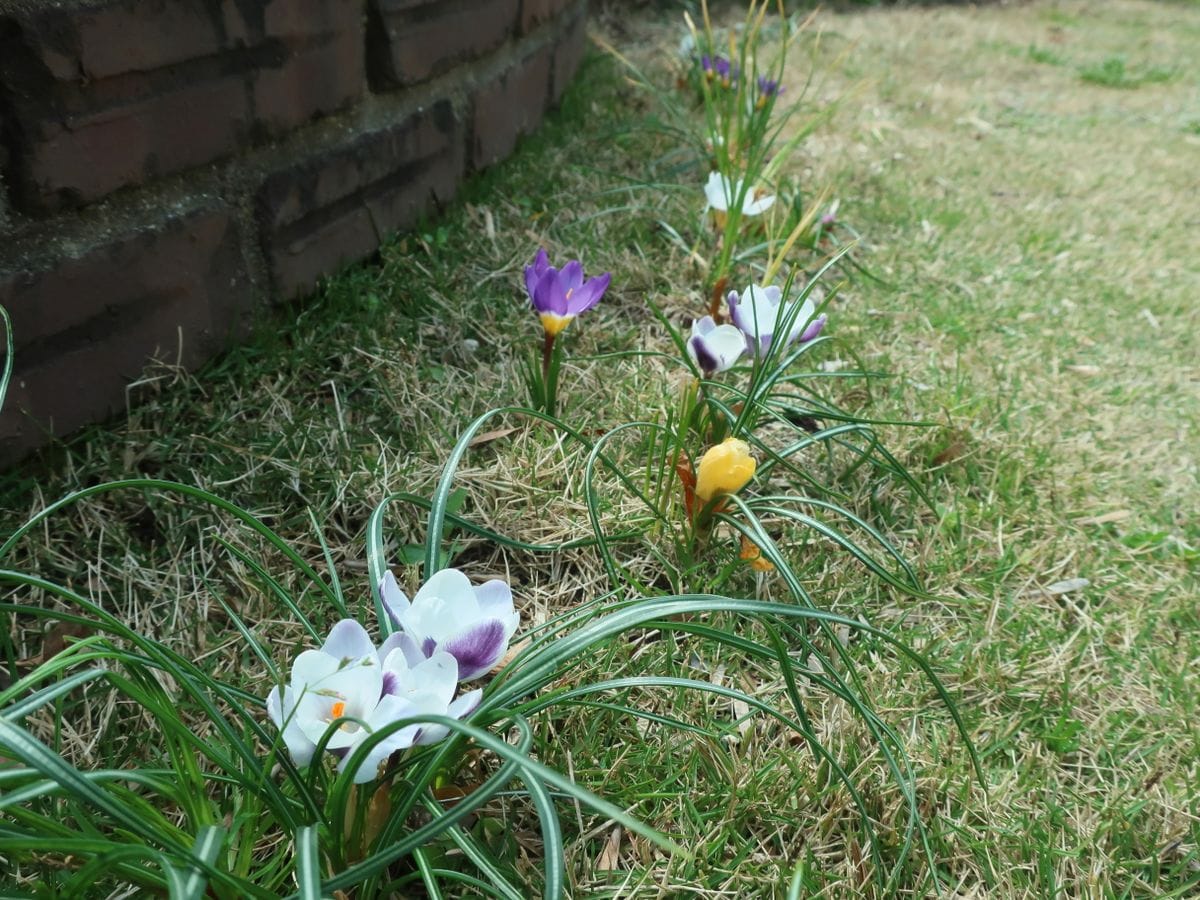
[541,330,556,384]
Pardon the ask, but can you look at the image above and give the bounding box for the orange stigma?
[330,701,346,719]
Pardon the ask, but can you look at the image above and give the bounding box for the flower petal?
[413,567,476,608]
[566,272,610,314]
[378,571,411,630]
[688,334,720,376]
[743,192,776,216]
[267,685,317,767]
[559,260,584,293]
[474,579,514,619]
[798,313,828,343]
[321,619,376,664]
[290,649,340,687]
[341,695,420,784]
[532,268,568,315]
[378,630,425,671]
[448,687,483,720]
[442,619,508,681]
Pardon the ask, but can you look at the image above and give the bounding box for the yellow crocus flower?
[694,437,756,504]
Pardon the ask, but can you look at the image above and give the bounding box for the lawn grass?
[2,0,1198,896]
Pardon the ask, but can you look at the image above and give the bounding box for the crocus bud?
[694,438,756,504]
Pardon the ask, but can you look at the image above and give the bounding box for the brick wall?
[0,0,589,464]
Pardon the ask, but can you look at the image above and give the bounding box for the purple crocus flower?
[701,55,735,86]
[524,248,611,337]
[756,75,782,98]
[379,569,520,682]
[728,283,827,356]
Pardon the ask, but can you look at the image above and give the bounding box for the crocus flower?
[266,620,481,783]
[728,283,826,356]
[379,568,520,681]
[701,55,735,85]
[704,172,776,219]
[756,75,782,102]
[695,437,756,504]
[524,248,611,337]
[687,315,745,377]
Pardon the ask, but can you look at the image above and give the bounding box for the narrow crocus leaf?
[165,825,226,900]
[293,825,323,900]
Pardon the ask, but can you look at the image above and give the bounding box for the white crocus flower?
[703,171,776,218]
[687,315,746,377]
[727,283,827,356]
[266,619,480,784]
[379,568,520,682]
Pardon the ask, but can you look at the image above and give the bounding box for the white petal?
[320,619,376,664]
[474,579,514,620]
[786,298,819,342]
[290,649,340,687]
[378,571,411,627]
[378,631,424,668]
[413,568,477,609]
[342,695,420,784]
[448,687,483,720]
[743,192,776,215]
[267,685,317,768]
[406,651,459,706]
[707,324,748,371]
[704,172,737,212]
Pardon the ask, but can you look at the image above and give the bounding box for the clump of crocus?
[266,619,482,784]
[728,283,826,357]
[704,172,775,233]
[701,54,735,88]
[695,437,757,506]
[522,248,611,415]
[379,568,520,681]
[687,315,745,378]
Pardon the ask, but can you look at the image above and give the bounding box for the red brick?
[0,203,252,462]
[252,25,364,132]
[0,207,245,353]
[0,293,214,463]
[472,47,552,169]
[1,0,363,212]
[552,6,588,103]
[367,0,519,88]
[75,2,252,80]
[26,76,250,205]
[520,0,575,34]
[258,101,464,299]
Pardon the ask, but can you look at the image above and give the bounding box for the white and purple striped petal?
[729,283,826,356]
[687,315,745,377]
[377,567,519,682]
